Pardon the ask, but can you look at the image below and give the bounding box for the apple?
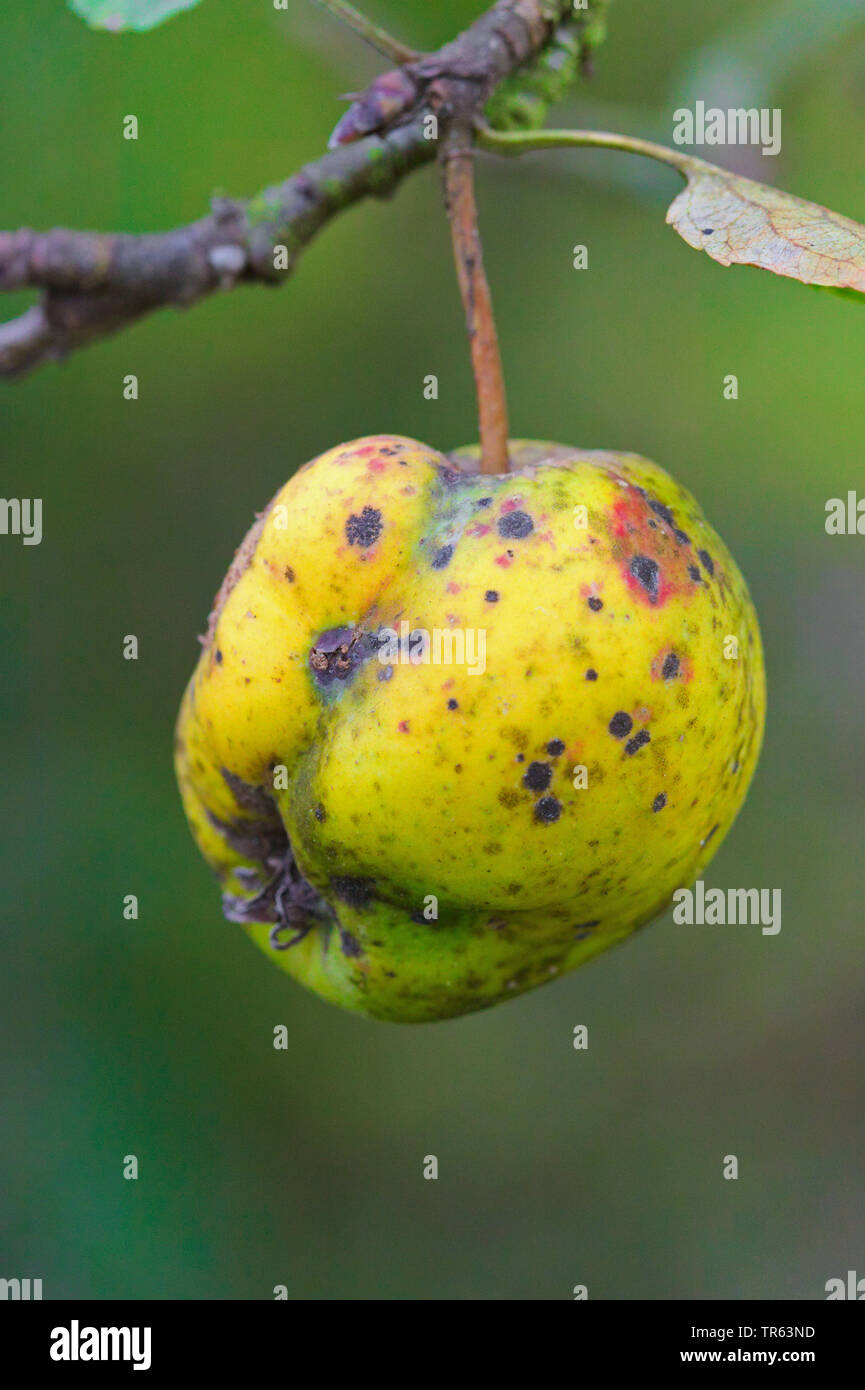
[174,435,765,1022]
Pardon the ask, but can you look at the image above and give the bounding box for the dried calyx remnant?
[214,770,331,952]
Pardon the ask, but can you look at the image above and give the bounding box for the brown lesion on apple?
[309,625,378,688]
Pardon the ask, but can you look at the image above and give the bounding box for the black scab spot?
[630,554,660,601]
[625,729,650,755]
[609,711,633,739]
[340,929,363,958]
[546,739,566,756]
[345,506,382,548]
[477,497,493,508]
[447,698,458,710]
[585,669,598,681]
[330,875,374,908]
[698,548,715,577]
[662,651,680,680]
[649,499,675,526]
[688,564,702,583]
[574,920,600,941]
[702,823,719,846]
[534,795,562,824]
[438,466,462,489]
[673,529,690,546]
[497,510,533,540]
[652,793,667,812]
[522,761,552,791]
[485,589,500,603]
[587,596,603,612]
[431,544,454,570]
[215,649,223,664]
[313,804,326,822]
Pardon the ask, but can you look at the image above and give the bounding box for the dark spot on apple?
[625,729,650,755]
[447,698,458,710]
[609,711,633,739]
[331,875,375,908]
[438,466,462,488]
[477,497,493,508]
[220,768,278,818]
[497,511,533,539]
[649,500,675,526]
[585,668,598,681]
[698,548,715,576]
[662,651,680,679]
[534,795,562,823]
[546,739,566,756]
[688,564,702,583]
[523,761,552,791]
[673,528,690,545]
[313,804,326,822]
[485,589,500,602]
[432,544,454,569]
[345,506,382,548]
[652,793,667,812]
[587,596,603,611]
[215,649,223,664]
[630,554,660,601]
[309,625,375,686]
[340,929,363,958]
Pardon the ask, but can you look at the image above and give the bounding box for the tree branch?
[0,0,600,380]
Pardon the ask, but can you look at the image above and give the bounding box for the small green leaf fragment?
[68,0,202,33]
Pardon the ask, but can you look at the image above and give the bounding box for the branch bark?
[0,0,595,380]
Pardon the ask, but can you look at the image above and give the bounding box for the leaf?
[667,154,865,295]
[68,0,202,32]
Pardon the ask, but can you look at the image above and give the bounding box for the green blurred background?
[2,0,864,1300]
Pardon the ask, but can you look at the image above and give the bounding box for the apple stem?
[441,123,510,476]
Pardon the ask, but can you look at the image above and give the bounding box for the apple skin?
[174,435,765,1022]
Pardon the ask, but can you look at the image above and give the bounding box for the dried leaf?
[68,0,202,32]
[667,154,865,294]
